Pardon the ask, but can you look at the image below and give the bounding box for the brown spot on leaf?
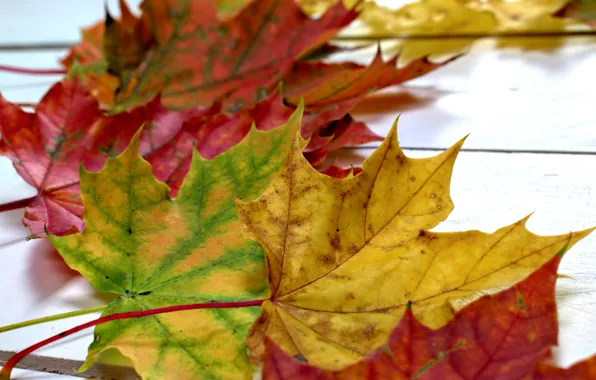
[330,234,340,249]
[363,324,376,339]
[318,254,333,265]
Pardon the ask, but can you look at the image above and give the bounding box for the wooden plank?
[0,0,141,46]
[0,38,595,152]
[348,36,596,152]
[0,0,409,47]
[1,149,596,377]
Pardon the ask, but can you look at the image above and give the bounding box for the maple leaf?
[303,115,379,166]
[236,121,593,370]
[0,80,205,237]
[112,0,357,111]
[64,0,452,116]
[282,51,454,110]
[0,80,105,236]
[48,107,304,379]
[319,165,363,179]
[0,78,369,236]
[60,22,120,106]
[102,0,153,78]
[356,0,498,61]
[262,255,562,379]
[304,0,583,61]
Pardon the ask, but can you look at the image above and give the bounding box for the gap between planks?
[346,146,596,156]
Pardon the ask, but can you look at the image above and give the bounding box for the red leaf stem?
[0,64,65,75]
[0,196,37,213]
[0,299,265,379]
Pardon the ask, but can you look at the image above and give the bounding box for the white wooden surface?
[0,1,142,46]
[1,1,596,379]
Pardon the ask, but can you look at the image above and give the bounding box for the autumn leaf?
[282,51,456,110]
[310,0,583,61]
[303,115,379,166]
[110,0,357,111]
[236,120,593,370]
[48,106,304,379]
[103,0,153,78]
[64,0,453,118]
[356,0,497,61]
[319,164,363,179]
[64,0,355,110]
[0,78,371,236]
[0,80,105,236]
[61,0,152,80]
[60,22,120,106]
[0,80,205,236]
[262,255,562,379]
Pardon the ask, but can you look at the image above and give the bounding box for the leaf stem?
[0,305,106,334]
[0,196,37,213]
[0,299,264,379]
[0,64,65,75]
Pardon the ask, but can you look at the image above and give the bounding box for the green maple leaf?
[49,104,304,379]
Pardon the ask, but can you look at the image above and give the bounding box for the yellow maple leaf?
[358,0,498,61]
[300,0,585,61]
[236,120,593,370]
[299,0,361,15]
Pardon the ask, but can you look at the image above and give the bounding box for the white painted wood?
[346,36,596,152]
[1,149,596,376]
[0,0,142,46]
[1,38,595,151]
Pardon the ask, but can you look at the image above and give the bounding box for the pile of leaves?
[1,0,596,379]
[3,113,596,379]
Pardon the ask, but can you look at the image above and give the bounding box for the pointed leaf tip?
[105,4,115,27]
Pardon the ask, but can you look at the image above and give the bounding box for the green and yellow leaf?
[49,105,304,379]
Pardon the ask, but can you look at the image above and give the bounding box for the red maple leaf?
[110,0,359,111]
[64,0,454,115]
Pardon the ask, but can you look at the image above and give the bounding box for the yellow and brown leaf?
[237,119,594,370]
